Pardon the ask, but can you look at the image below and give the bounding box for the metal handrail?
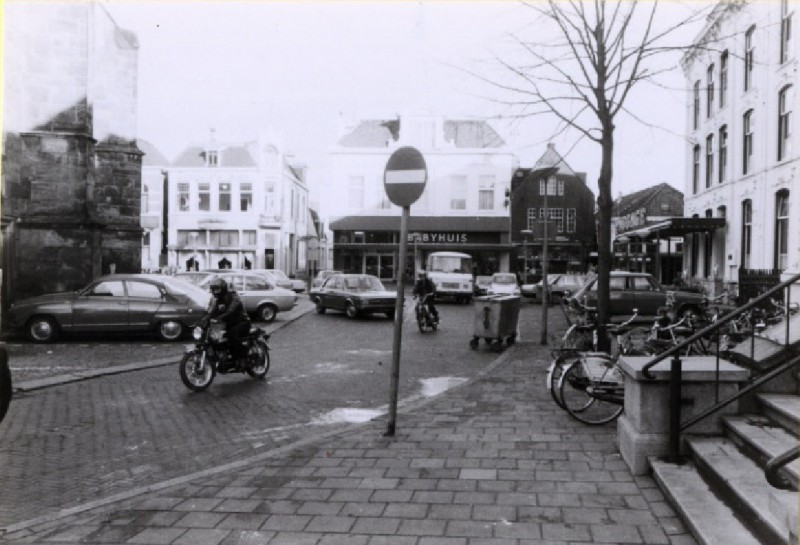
[765,445,800,490]
[642,271,800,379]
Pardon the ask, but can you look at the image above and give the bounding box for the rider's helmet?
[209,277,228,298]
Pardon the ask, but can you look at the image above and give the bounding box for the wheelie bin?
[469,295,521,351]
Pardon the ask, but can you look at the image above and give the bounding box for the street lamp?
[521,229,532,283]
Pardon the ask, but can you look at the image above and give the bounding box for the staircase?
[651,392,799,545]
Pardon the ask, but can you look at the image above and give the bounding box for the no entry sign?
[384,146,427,207]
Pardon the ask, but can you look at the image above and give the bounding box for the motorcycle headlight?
[192,327,203,341]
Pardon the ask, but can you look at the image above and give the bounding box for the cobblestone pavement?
[3,336,697,545]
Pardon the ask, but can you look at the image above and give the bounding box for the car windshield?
[493,274,517,285]
[429,256,472,274]
[344,276,385,291]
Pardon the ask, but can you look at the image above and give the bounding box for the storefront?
[329,216,512,282]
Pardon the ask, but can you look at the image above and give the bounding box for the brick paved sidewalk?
[3,340,697,545]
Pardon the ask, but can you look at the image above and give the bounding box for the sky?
[103,0,707,207]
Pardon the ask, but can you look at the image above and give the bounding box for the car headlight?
[192,326,203,340]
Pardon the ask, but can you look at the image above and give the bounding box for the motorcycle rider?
[412,270,439,324]
[201,277,251,370]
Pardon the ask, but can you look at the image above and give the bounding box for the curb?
[1,341,526,535]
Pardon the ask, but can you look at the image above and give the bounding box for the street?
[0,298,566,529]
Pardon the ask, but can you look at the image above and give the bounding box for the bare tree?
[477,0,709,348]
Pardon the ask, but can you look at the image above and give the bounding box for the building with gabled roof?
[165,130,312,275]
[326,112,518,280]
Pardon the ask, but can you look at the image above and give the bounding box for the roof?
[137,139,170,166]
[532,143,577,176]
[616,217,726,239]
[337,118,505,149]
[613,182,679,216]
[329,215,509,232]
[172,145,257,167]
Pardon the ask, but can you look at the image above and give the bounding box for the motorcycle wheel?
[179,352,215,391]
[246,342,270,379]
[417,314,427,332]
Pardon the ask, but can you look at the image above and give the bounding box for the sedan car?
[309,274,397,319]
[473,275,493,296]
[7,274,211,343]
[522,274,588,303]
[486,273,520,296]
[199,272,297,322]
[262,269,306,293]
[568,271,706,321]
[311,269,342,289]
[173,271,219,286]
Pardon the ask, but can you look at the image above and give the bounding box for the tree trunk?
[595,127,614,352]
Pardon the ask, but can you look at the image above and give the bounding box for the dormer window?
[207,150,218,167]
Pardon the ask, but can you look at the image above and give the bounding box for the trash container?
[469,295,521,351]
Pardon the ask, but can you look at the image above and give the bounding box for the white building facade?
[138,140,169,271]
[325,113,518,280]
[682,0,798,293]
[166,132,312,275]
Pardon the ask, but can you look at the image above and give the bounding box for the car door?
[325,277,345,311]
[126,280,165,330]
[71,280,129,331]
[227,274,254,314]
[631,275,665,316]
[608,275,631,316]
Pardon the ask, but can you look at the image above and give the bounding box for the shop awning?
[617,217,725,240]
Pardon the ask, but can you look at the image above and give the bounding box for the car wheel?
[385,309,395,320]
[257,304,278,323]
[315,299,326,314]
[345,302,359,319]
[26,316,59,343]
[157,320,185,341]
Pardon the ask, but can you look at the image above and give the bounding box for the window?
[450,175,467,210]
[744,25,755,91]
[691,214,700,277]
[693,145,700,193]
[781,0,793,64]
[527,208,537,231]
[775,190,789,270]
[88,281,125,297]
[778,85,793,161]
[720,50,728,108]
[705,134,714,188]
[198,183,210,211]
[209,230,239,247]
[245,274,270,291]
[142,232,150,247]
[633,276,655,291]
[142,185,149,213]
[741,200,752,268]
[550,208,564,233]
[177,183,190,211]
[718,125,728,183]
[243,230,257,246]
[743,110,754,174]
[126,281,161,299]
[704,210,713,278]
[240,183,252,211]
[206,150,218,167]
[566,208,576,233]
[218,183,231,211]
[693,81,700,129]
[706,64,715,117]
[478,175,495,210]
[540,178,557,196]
[557,180,564,196]
[348,176,364,209]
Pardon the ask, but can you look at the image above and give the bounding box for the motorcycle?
[179,321,271,391]
[415,293,439,332]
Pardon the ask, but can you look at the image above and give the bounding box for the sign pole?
[385,205,410,436]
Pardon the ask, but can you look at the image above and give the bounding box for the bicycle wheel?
[561,326,594,351]
[558,358,624,425]
[546,351,582,409]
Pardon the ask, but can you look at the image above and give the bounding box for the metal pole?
[669,354,683,462]
[540,185,549,345]
[386,206,410,436]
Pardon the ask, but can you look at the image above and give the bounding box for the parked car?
[7,274,211,343]
[486,273,520,296]
[262,269,306,293]
[199,271,297,322]
[311,269,342,289]
[243,268,290,290]
[309,273,397,319]
[474,275,493,296]
[173,271,219,287]
[522,274,588,303]
[567,271,706,321]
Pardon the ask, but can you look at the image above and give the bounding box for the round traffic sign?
[384,146,427,207]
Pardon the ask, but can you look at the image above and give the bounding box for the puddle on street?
[420,376,469,397]
[311,408,385,425]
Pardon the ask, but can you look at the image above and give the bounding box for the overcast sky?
[104,1,705,204]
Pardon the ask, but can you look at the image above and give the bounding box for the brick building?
[1,2,142,308]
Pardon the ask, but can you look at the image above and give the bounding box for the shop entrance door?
[366,254,395,281]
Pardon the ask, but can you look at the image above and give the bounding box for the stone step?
[687,436,796,545]
[756,393,799,433]
[650,457,762,545]
[723,414,799,490]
